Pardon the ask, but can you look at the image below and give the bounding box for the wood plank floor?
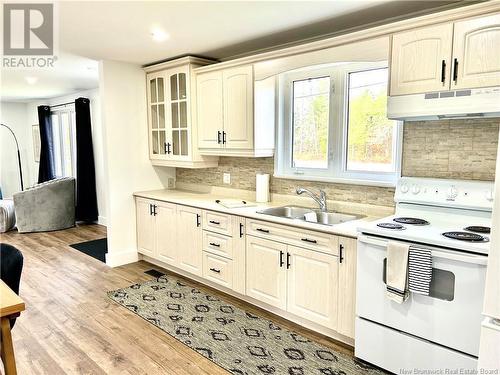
[1,224,353,374]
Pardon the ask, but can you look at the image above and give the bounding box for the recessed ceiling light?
[25,76,38,85]
[151,28,169,42]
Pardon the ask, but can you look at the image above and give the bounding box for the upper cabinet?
[196,65,275,157]
[452,13,500,90]
[390,23,453,95]
[145,57,219,168]
[390,13,500,95]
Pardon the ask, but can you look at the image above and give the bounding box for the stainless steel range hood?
[387,87,500,121]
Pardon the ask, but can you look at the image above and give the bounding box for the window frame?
[275,62,402,187]
[50,105,77,179]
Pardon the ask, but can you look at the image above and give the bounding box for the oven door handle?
[358,234,488,265]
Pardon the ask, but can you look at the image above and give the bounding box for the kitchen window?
[276,63,402,186]
[51,106,77,178]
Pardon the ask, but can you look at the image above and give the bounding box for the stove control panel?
[396,177,494,211]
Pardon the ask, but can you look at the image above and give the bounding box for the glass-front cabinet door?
[148,73,169,158]
[168,67,190,158]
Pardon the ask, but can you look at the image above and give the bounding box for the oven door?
[356,234,487,356]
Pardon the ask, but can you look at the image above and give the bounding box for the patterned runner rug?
[108,273,385,375]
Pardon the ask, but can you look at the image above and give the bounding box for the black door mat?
[70,238,107,263]
[144,269,166,278]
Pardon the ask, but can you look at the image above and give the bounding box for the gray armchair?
[13,177,76,233]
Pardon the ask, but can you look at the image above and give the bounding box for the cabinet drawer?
[202,210,232,236]
[203,231,233,259]
[203,252,233,289]
[246,218,338,255]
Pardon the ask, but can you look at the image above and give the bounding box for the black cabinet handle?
[209,242,220,247]
[441,60,446,83]
[196,214,201,227]
[217,131,222,144]
[209,220,220,225]
[286,252,291,269]
[279,251,284,267]
[153,205,157,216]
[209,268,221,274]
[222,131,227,144]
[149,203,153,216]
[239,223,244,238]
[339,244,344,264]
[164,142,168,154]
[301,238,317,244]
[256,228,269,233]
[453,58,458,83]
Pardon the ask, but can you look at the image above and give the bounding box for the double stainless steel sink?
[257,205,362,226]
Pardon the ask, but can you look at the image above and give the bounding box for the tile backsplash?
[177,119,499,207]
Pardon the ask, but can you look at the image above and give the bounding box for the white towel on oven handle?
[386,241,410,303]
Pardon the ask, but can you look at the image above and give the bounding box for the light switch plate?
[223,173,231,184]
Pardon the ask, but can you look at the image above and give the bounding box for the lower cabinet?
[177,205,203,276]
[287,245,338,330]
[136,197,357,340]
[337,237,357,338]
[246,236,288,310]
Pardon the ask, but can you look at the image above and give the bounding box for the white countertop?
[134,188,382,238]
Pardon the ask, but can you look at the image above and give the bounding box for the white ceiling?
[1,0,462,102]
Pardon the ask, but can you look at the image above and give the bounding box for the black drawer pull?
[210,268,221,274]
[196,214,201,227]
[209,220,220,225]
[279,251,284,267]
[209,242,220,247]
[256,228,269,233]
[339,244,344,264]
[286,252,291,269]
[239,223,244,238]
[301,238,317,244]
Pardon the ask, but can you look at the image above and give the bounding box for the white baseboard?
[98,215,107,226]
[105,249,138,267]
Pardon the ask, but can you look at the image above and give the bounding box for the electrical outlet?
[223,173,231,184]
[167,177,175,189]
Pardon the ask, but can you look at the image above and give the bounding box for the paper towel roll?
[256,173,270,203]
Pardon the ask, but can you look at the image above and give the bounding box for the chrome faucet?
[296,187,328,212]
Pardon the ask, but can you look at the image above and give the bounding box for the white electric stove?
[355,177,494,373]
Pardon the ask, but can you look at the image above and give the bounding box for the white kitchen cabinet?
[246,236,287,309]
[452,13,500,89]
[223,65,254,150]
[155,201,178,265]
[390,23,453,95]
[177,205,203,276]
[136,198,156,257]
[287,245,339,330]
[196,70,223,149]
[390,13,500,95]
[337,237,357,339]
[145,57,218,168]
[196,65,275,157]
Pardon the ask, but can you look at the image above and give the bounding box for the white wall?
[99,60,175,267]
[25,88,107,224]
[0,102,30,198]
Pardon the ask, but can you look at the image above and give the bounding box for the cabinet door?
[177,205,203,276]
[167,67,191,158]
[337,237,357,339]
[390,23,453,95]
[452,14,500,89]
[147,73,169,159]
[246,236,287,309]
[197,71,223,149]
[286,245,338,330]
[155,201,178,265]
[136,198,155,257]
[223,65,254,149]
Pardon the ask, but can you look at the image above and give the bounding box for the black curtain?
[37,105,56,183]
[75,97,98,222]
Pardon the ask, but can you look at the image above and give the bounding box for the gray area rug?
[108,274,385,375]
